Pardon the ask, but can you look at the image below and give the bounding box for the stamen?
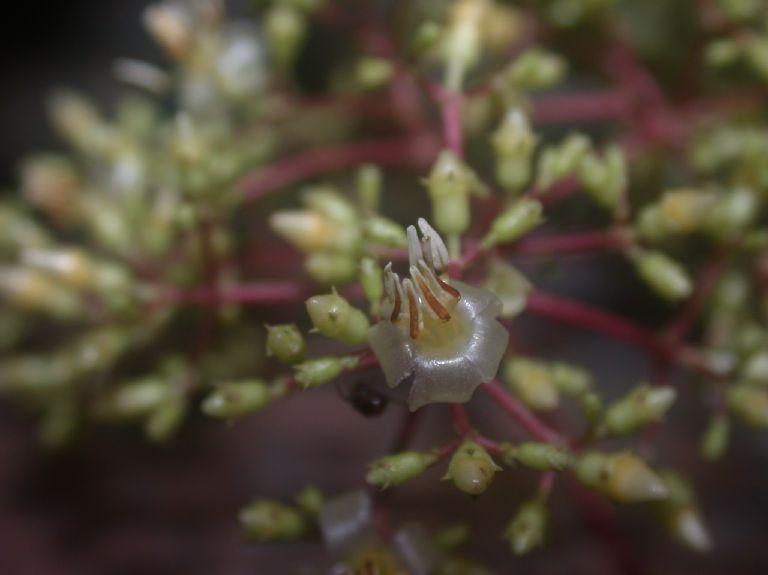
[390,275,402,322]
[436,275,461,300]
[413,269,451,321]
[407,225,422,267]
[404,279,420,339]
[418,218,449,270]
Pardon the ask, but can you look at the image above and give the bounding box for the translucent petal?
[453,280,502,319]
[367,321,415,387]
[408,353,483,410]
[463,315,509,382]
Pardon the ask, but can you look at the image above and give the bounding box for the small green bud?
[366,450,437,489]
[482,199,543,249]
[503,357,559,411]
[746,36,768,81]
[536,134,591,189]
[705,187,758,242]
[504,497,548,555]
[424,150,479,236]
[510,442,572,471]
[92,377,170,422]
[634,204,669,243]
[728,384,768,427]
[359,257,383,310]
[305,252,358,284]
[743,350,768,385]
[579,391,603,422]
[0,204,51,252]
[266,324,306,364]
[265,6,306,70]
[577,451,669,503]
[659,188,716,233]
[700,414,729,460]
[706,39,741,67]
[432,523,470,551]
[356,57,394,89]
[356,164,382,211]
[600,384,677,437]
[504,48,566,90]
[144,396,186,442]
[579,146,626,212]
[483,261,531,318]
[443,440,502,496]
[631,249,692,301]
[293,355,359,389]
[411,20,442,56]
[492,108,537,194]
[363,215,408,248]
[306,291,369,345]
[656,470,711,552]
[294,485,324,516]
[240,500,306,541]
[202,380,272,419]
[550,362,592,396]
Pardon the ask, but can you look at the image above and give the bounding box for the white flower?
[368,218,509,410]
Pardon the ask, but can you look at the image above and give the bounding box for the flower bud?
[0,204,51,252]
[265,324,306,364]
[433,523,470,550]
[356,57,394,89]
[356,164,382,211]
[728,384,768,428]
[305,252,359,285]
[145,396,186,442]
[0,267,82,319]
[483,261,531,318]
[536,134,590,189]
[630,249,692,301]
[600,384,677,437]
[705,187,758,242]
[504,497,548,555]
[503,357,559,411]
[700,414,729,460]
[270,211,335,253]
[424,150,478,236]
[143,2,193,59]
[293,355,360,390]
[634,204,669,242]
[659,189,716,233]
[482,199,543,249]
[202,380,272,419]
[20,154,82,224]
[579,146,626,212]
[504,48,566,90]
[366,450,437,489]
[443,440,502,496]
[240,500,306,541]
[294,485,324,516]
[306,291,369,345]
[743,350,768,384]
[359,258,383,311]
[492,108,537,194]
[549,361,592,396]
[363,215,408,248]
[579,391,603,422]
[508,442,572,471]
[442,0,486,89]
[577,451,669,503]
[265,5,306,70]
[656,470,711,552]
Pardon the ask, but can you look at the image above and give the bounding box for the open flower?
[368,218,509,410]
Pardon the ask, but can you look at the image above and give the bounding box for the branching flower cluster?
[2,0,768,572]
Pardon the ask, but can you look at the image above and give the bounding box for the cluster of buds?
[503,357,596,414]
[576,451,669,504]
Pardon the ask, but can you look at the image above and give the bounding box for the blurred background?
[2,1,768,574]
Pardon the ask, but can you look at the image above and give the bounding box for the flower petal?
[453,279,503,319]
[464,315,509,382]
[368,321,415,388]
[408,354,484,410]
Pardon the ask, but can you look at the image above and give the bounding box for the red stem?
[509,228,629,257]
[450,403,474,437]
[480,381,562,444]
[157,281,313,305]
[525,290,670,359]
[239,134,439,201]
[532,90,628,125]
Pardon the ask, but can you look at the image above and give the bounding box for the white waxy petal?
[368,321,415,387]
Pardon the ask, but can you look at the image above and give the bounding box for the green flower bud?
[306,291,369,345]
[504,497,548,555]
[536,134,591,189]
[294,485,324,516]
[656,470,711,552]
[503,357,559,411]
[634,204,669,243]
[240,500,306,541]
[356,57,394,89]
[579,391,603,422]
[706,38,741,67]
[356,164,382,211]
[728,384,768,427]
[600,384,677,437]
[482,199,543,249]
[304,187,359,227]
[577,451,669,503]
[579,146,627,212]
[746,36,768,81]
[483,261,531,318]
[305,252,358,285]
[743,350,768,384]
[0,267,83,320]
[145,396,186,442]
[442,0,485,90]
[359,257,383,311]
[266,324,306,364]
[92,377,170,422]
[366,450,437,489]
[202,380,272,419]
[492,108,537,194]
[505,48,566,90]
[265,6,306,70]
[424,150,479,236]
[705,187,758,242]
[509,442,572,471]
[659,188,716,233]
[631,249,692,301]
[0,204,51,252]
[700,414,729,461]
[363,215,408,248]
[432,523,470,551]
[411,20,442,56]
[293,355,359,390]
[550,362,592,396]
[443,440,502,496]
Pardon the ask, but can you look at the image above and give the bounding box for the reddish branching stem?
[480,380,562,444]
